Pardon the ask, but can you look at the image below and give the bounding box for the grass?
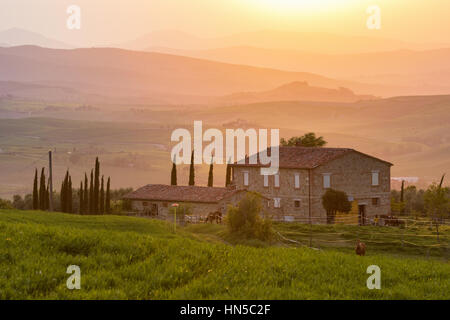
[0,209,449,299]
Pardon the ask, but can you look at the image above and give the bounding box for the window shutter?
[372,172,379,186]
[294,173,300,189]
[274,174,280,188]
[323,174,331,188]
[243,171,249,186]
[263,174,269,187]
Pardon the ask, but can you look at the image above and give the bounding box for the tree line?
[171,151,233,187]
[29,157,112,215]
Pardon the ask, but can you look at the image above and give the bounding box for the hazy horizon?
[1,0,450,48]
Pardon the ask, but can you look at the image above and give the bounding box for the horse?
[355,239,366,256]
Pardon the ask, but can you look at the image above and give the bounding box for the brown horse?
[205,211,222,224]
[356,239,366,256]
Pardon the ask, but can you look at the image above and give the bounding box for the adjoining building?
[123,184,259,218]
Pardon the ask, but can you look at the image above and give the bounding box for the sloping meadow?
[0,210,448,299]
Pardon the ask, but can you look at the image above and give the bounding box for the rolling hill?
[0,28,72,49]
[147,46,450,96]
[0,45,392,103]
[220,81,377,104]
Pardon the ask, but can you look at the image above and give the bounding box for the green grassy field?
[0,209,449,299]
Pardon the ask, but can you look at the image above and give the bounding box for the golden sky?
[1,0,449,46]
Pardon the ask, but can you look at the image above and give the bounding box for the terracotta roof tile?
[123,184,239,203]
[231,146,391,169]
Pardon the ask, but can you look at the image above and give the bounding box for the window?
[243,171,249,186]
[274,174,280,188]
[294,173,300,189]
[294,200,301,209]
[263,174,269,187]
[323,174,331,188]
[372,171,379,186]
[274,198,281,208]
[143,202,148,207]
[372,198,380,206]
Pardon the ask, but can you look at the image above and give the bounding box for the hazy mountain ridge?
[146,46,450,96]
[0,45,391,103]
[0,28,72,49]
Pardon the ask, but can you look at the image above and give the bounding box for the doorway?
[358,205,366,226]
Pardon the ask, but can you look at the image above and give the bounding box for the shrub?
[226,192,273,241]
[0,198,14,210]
[322,189,351,224]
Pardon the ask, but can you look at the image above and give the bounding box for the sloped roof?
[123,184,241,203]
[231,146,392,169]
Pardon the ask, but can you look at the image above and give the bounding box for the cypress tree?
[94,157,100,214]
[60,177,65,213]
[84,173,89,214]
[68,175,73,213]
[39,168,46,210]
[225,162,232,187]
[171,156,177,186]
[208,157,214,187]
[33,169,39,210]
[105,177,111,214]
[61,171,69,213]
[99,176,105,215]
[89,170,94,214]
[79,181,84,215]
[45,181,50,210]
[188,150,195,186]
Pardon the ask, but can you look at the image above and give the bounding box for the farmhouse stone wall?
[232,150,391,223]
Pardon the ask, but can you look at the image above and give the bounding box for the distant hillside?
[0,46,390,103]
[147,46,450,96]
[0,28,72,49]
[220,81,377,104]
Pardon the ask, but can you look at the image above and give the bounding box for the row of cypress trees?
[32,157,111,214]
[77,157,111,215]
[170,151,233,187]
[32,168,50,210]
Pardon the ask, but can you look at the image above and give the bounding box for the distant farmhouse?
[124,147,392,224]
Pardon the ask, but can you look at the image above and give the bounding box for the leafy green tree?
[33,169,39,210]
[226,192,273,241]
[424,174,449,241]
[171,156,177,186]
[208,158,214,187]
[280,132,327,147]
[188,151,195,186]
[321,189,352,224]
[0,198,13,209]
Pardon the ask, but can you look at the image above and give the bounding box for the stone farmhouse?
[230,147,392,224]
[124,146,392,224]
